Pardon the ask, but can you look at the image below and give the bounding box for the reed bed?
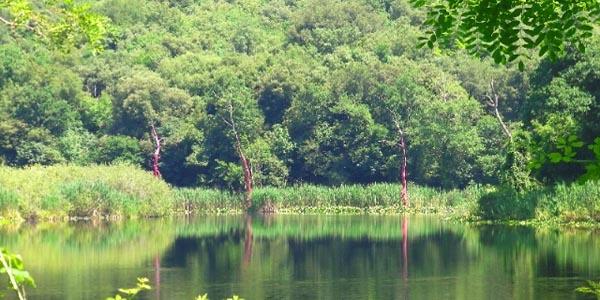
[0,164,172,220]
[252,183,486,217]
[1,165,599,224]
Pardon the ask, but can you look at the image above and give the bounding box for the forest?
[2,1,600,299]
[1,0,598,193]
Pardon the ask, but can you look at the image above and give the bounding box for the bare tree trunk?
[391,116,410,208]
[150,124,162,178]
[486,80,512,143]
[222,100,254,210]
[399,131,409,207]
[238,144,253,210]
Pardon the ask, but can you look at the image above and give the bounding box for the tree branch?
[486,79,513,142]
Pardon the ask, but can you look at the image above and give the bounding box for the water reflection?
[0,215,598,299]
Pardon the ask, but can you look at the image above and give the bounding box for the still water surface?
[1,215,599,299]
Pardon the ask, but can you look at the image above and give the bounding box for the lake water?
[1,215,599,299]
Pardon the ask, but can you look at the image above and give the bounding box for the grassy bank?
[1,165,600,225]
[478,181,600,224]
[173,183,485,216]
[0,165,172,220]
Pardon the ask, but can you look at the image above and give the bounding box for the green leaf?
[548,152,562,163]
[518,60,525,71]
[572,141,584,148]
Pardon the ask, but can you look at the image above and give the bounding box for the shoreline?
[1,165,600,228]
[4,208,600,230]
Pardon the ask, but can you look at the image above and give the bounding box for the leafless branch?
[485,79,513,142]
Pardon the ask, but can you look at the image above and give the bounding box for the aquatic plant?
[576,280,600,299]
[0,248,35,300]
[106,277,151,300]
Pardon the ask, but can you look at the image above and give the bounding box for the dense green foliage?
[1,0,110,51]
[412,0,600,66]
[0,0,521,190]
[1,0,600,213]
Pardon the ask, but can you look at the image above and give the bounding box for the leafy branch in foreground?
[411,0,600,68]
[576,280,600,299]
[0,248,35,300]
[0,0,110,52]
[527,134,600,182]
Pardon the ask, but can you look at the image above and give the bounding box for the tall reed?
[0,164,172,220]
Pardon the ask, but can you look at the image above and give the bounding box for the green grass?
[173,188,241,214]
[1,165,599,225]
[0,164,172,220]
[478,181,600,223]
[251,183,486,217]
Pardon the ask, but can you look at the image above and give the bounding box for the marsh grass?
[0,164,172,220]
[173,188,242,214]
[252,183,486,217]
[1,165,599,224]
[477,180,600,223]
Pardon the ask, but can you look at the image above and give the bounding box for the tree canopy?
[1,0,599,188]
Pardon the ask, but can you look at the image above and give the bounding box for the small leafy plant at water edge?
[106,277,151,300]
[576,281,600,299]
[196,295,244,300]
[0,248,35,300]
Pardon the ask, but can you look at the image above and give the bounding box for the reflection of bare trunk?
[222,101,253,210]
[402,216,408,280]
[401,216,409,299]
[150,124,162,178]
[485,80,512,143]
[154,255,161,300]
[243,215,254,267]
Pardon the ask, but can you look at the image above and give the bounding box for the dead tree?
[485,80,512,143]
[221,100,254,210]
[390,113,409,208]
[150,123,162,178]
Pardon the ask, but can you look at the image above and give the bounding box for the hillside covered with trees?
[1,0,599,192]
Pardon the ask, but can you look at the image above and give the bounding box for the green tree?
[92,135,143,165]
[1,0,110,52]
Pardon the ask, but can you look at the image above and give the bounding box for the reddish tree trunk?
[399,132,409,207]
[235,143,253,210]
[222,100,254,210]
[150,124,162,178]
